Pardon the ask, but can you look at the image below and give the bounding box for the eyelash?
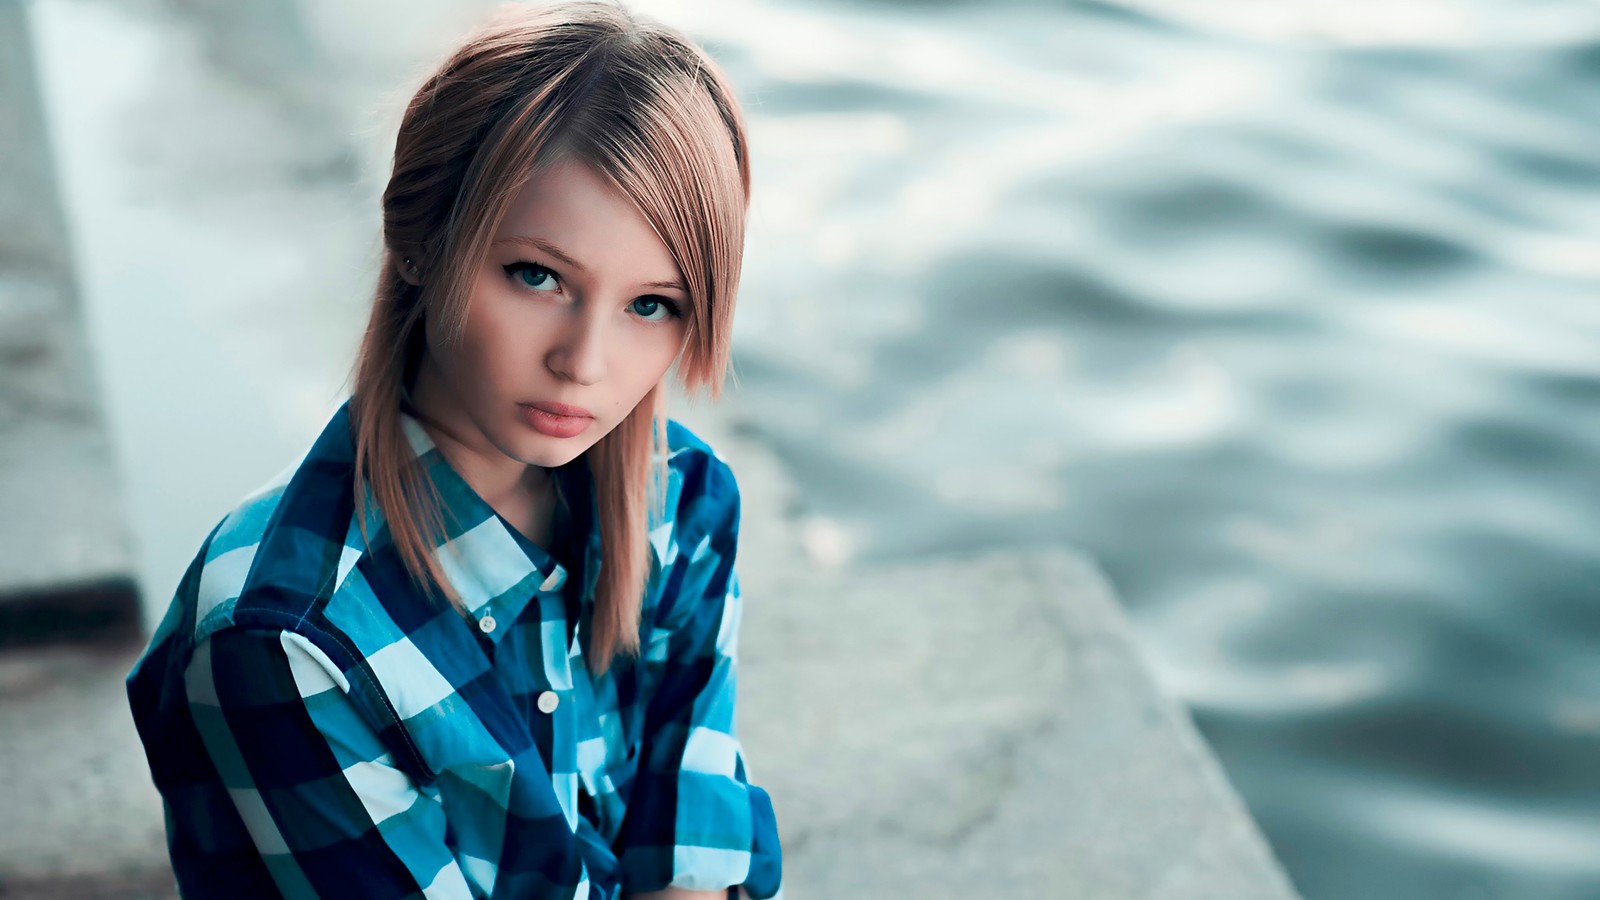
[501,260,684,322]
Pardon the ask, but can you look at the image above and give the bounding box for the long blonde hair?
[344,0,750,676]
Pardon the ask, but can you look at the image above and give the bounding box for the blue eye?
[630,296,683,322]
[503,261,559,292]
[504,259,681,322]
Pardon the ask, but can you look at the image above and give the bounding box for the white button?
[536,691,560,714]
[478,614,496,634]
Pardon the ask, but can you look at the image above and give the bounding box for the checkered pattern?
[125,398,783,899]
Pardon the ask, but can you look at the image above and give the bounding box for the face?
[407,155,690,499]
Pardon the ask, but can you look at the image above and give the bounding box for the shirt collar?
[387,400,593,644]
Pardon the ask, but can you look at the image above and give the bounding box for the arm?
[617,457,783,899]
[184,626,472,898]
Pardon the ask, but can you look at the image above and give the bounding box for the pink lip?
[524,400,593,419]
[519,402,593,439]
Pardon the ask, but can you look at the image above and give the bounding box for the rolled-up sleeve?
[617,456,783,898]
[184,626,473,898]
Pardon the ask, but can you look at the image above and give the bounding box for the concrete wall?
[0,0,139,644]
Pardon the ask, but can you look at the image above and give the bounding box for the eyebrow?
[492,234,686,292]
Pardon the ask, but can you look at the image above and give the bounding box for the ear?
[396,254,423,286]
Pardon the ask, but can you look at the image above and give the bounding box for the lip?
[519,402,593,439]
[524,400,593,419]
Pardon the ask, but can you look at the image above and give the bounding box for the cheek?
[426,314,502,411]
[619,325,683,382]
[459,285,546,381]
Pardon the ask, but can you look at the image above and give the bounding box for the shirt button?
[536,691,560,714]
[478,614,497,634]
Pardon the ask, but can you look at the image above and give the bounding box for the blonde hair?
[344,0,751,676]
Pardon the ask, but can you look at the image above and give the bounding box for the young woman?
[124,2,782,898]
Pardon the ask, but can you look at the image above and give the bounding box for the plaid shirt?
[125,397,783,899]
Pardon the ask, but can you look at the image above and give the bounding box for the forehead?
[494,157,681,286]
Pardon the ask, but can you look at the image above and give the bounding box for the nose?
[546,304,607,386]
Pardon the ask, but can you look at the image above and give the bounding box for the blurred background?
[2,0,1598,898]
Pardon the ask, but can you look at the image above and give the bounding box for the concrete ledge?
[737,548,1301,899]
[0,640,170,894]
[0,871,180,900]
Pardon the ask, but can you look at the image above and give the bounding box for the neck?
[404,360,553,515]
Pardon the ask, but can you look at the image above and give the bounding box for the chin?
[510,432,595,468]
[530,444,587,468]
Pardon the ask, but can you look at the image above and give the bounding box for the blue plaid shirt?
[125,397,783,899]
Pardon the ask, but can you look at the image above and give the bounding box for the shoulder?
[179,467,417,757]
[129,450,385,738]
[642,419,740,612]
[186,438,366,649]
[662,418,740,539]
[186,469,298,639]
[642,420,744,642]
[663,417,722,472]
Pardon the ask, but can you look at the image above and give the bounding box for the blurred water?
[30,0,1600,897]
[694,2,1600,898]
